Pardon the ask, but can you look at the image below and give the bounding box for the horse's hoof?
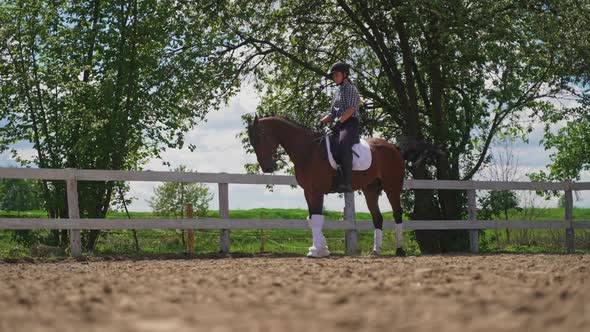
[370,249,381,256]
[307,247,330,258]
[395,248,406,257]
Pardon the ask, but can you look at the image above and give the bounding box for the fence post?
[219,183,230,253]
[467,189,479,253]
[185,203,194,254]
[344,192,360,255]
[260,212,265,253]
[66,169,82,257]
[565,180,574,254]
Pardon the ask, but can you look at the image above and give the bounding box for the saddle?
[326,133,372,171]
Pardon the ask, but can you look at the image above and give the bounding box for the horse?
[247,115,406,257]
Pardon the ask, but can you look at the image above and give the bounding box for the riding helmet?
[327,62,350,79]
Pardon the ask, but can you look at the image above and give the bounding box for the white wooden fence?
[1,168,588,256]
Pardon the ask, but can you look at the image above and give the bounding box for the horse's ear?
[253,114,259,126]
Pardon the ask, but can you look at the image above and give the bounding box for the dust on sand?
[0,254,588,332]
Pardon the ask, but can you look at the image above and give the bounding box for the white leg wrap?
[372,229,383,254]
[307,214,330,257]
[395,223,404,248]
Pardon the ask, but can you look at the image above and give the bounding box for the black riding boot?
[335,149,353,192]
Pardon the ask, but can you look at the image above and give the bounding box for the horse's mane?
[270,116,324,137]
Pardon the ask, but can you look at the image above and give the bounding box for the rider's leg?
[339,148,353,192]
[335,118,359,192]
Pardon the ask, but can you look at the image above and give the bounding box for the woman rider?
[320,62,361,193]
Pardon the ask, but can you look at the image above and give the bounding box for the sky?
[1,83,588,212]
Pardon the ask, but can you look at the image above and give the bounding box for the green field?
[1,208,589,258]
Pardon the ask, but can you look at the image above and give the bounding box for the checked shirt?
[330,81,361,121]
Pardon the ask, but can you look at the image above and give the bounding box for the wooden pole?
[185,203,194,254]
[565,180,574,253]
[468,189,479,253]
[66,169,82,257]
[260,212,265,253]
[219,183,230,253]
[344,192,359,255]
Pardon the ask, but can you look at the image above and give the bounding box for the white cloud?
[474,138,590,208]
[0,147,36,167]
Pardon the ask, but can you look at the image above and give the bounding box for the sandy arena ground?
[0,254,588,332]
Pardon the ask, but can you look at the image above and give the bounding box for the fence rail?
[2,218,589,230]
[1,168,588,256]
[2,168,587,189]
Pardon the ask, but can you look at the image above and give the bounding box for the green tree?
[528,1,589,184]
[217,0,588,252]
[480,136,523,243]
[149,166,213,218]
[478,190,520,243]
[0,178,42,213]
[0,1,239,249]
[478,191,521,221]
[531,106,590,183]
[2,1,588,253]
[0,178,44,246]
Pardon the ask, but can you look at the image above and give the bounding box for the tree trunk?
[410,10,470,253]
[412,189,442,253]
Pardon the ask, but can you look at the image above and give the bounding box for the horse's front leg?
[362,186,384,255]
[304,189,330,258]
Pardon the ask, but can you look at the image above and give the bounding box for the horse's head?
[247,116,279,173]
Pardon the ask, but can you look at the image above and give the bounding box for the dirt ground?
[0,254,588,332]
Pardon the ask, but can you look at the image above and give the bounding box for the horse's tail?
[391,142,406,256]
[395,136,446,168]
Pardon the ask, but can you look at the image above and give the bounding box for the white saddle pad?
[326,138,372,171]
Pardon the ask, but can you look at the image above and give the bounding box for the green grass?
[94,208,412,256]
[0,208,386,221]
[91,228,420,256]
[0,231,14,255]
[106,211,155,219]
[507,207,590,221]
[3,207,586,221]
[1,208,589,258]
[0,210,48,218]
[203,208,386,221]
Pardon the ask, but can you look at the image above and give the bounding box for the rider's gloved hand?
[331,120,342,132]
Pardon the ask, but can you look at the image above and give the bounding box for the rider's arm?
[339,107,355,123]
[339,83,360,123]
[321,114,333,124]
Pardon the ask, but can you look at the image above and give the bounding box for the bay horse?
[247,115,406,257]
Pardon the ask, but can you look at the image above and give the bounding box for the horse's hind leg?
[383,181,406,256]
[362,180,384,255]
